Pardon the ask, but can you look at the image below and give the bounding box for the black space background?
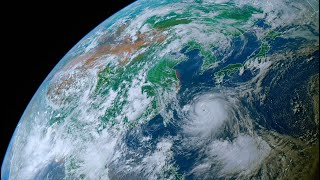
[1,1,136,164]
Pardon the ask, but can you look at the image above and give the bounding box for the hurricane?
[2,0,319,179]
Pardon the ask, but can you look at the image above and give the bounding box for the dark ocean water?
[255,50,319,138]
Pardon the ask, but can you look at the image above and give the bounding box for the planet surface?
[2,0,319,179]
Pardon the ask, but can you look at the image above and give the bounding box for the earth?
[2,0,319,179]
